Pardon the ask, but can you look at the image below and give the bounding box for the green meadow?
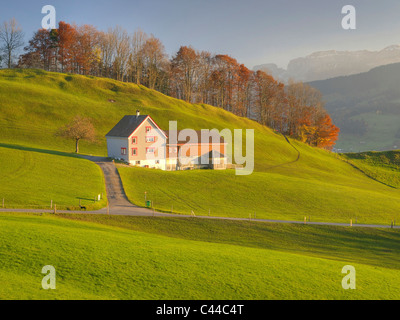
[0,145,107,210]
[1,69,400,224]
[0,213,399,300]
[118,166,400,225]
[343,150,400,188]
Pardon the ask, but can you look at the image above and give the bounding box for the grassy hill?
[1,213,400,300]
[0,145,107,210]
[1,69,400,223]
[309,63,400,152]
[1,69,400,300]
[343,150,400,188]
[118,165,400,225]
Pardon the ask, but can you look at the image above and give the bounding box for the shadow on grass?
[0,142,82,159]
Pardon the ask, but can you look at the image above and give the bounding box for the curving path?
[77,155,152,216]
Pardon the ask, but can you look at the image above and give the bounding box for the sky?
[2,0,400,69]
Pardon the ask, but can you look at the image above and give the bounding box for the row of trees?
[18,22,170,92]
[1,18,339,149]
[170,50,339,148]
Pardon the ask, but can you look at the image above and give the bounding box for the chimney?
[136,110,140,118]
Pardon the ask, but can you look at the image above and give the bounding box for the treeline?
[3,19,339,149]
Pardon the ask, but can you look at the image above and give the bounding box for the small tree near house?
[57,116,96,153]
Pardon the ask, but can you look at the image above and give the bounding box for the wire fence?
[0,196,106,211]
[1,195,399,228]
[138,195,400,227]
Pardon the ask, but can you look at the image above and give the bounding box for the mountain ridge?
[254,45,400,82]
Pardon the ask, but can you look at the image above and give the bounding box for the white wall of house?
[107,136,130,162]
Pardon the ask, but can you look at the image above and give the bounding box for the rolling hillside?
[309,63,400,152]
[0,69,400,224]
[1,213,400,300]
[0,145,107,209]
[1,69,400,300]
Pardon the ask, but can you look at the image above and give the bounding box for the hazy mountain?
[255,45,400,82]
[252,63,290,81]
[308,63,400,152]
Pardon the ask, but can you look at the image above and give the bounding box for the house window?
[146,136,155,143]
[132,148,137,156]
[132,137,137,144]
[121,148,127,155]
[146,147,155,154]
[146,126,152,133]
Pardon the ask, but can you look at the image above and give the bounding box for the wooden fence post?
[54,204,57,214]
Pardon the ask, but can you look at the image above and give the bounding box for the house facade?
[106,111,227,171]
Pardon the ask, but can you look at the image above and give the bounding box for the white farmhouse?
[106,110,227,171]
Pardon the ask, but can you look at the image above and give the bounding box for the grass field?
[1,213,400,300]
[0,145,107,210]
[343,150,400,188]
[1,69,399,224]
[118,165,400,225]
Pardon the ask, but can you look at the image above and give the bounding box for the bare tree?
[57,116,96,153]
[128,29,147,85]
[99,29,117,78]
[196,50,212,104]
[142,35,167,90]
[0,18,24,68]
[112,26,130,81]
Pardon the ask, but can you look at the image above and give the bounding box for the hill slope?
[1,213,400,300]
[0,68,353,174]
[1,69,400,223]
[309,63,400,152]
[0,145,107,209]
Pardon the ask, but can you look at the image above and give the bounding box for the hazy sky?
[2,0,400,68]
